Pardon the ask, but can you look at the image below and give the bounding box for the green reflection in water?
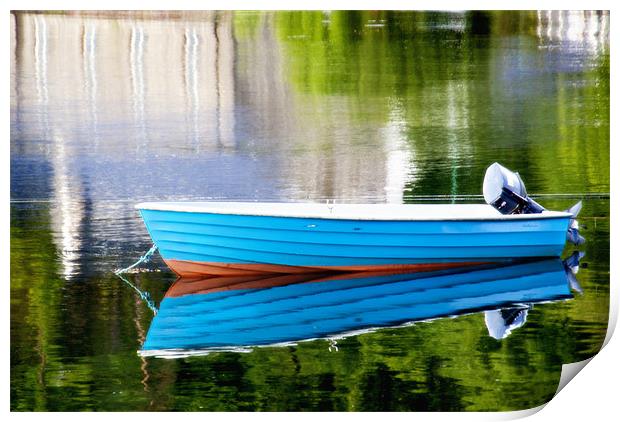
[275,10,609,196]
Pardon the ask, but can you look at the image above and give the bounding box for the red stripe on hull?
[164,259,492,278]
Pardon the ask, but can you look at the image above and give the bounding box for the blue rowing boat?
[139,257,580,357]
[136,163,583,277]
[136,202,571,276]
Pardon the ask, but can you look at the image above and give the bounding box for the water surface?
[10,10,609,411]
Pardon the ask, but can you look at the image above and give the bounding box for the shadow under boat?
[138,252,584,358]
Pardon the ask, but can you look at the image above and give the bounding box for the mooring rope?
[114,244,158,275]
[114,244,159,314]
[116,273,158,315]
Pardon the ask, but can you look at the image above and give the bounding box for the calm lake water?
[10,11,609,411]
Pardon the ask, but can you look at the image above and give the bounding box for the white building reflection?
[445,80,471,200]
[82,23,98,147]
[382,98,417,204]
[537,10,609,54]
[183,27,200,148]
[130,24,147,149]
[28,15,87,279]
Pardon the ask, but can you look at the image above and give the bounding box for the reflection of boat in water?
[136,163,582,277]
[139,254,583,358]
[484,251,585,340]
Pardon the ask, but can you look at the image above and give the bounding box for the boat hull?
[138,206,571,277]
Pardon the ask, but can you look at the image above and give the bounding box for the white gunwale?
[136,202,571,221]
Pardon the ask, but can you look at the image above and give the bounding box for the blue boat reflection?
[139,253,583,358]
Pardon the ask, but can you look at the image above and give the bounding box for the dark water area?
[10,10,609,411]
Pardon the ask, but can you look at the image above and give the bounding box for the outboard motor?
[485,306,530,340]
[483,162,585,245]
[563,251,585,294]
[483,162,545,214]
[564,202,585,246]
